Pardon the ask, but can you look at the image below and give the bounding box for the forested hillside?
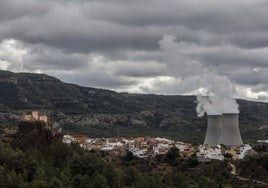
[0,70,267,143]
[1,142,266,187]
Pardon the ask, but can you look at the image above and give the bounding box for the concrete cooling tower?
[219,113,243,146]
[204,115,222,146]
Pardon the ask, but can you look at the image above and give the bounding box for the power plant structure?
[204,113,243,146]
[204,115,222,146]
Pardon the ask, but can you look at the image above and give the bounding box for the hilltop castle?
[22,111,49,125]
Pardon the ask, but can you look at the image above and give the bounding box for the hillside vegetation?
[1,142,264,188]
[0,70,267,143]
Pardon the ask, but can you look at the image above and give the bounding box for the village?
[19,111,253,161]
[62,134,253,161]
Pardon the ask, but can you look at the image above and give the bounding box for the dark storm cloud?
[83,0,260,28]
[1,11,160,53]
[187,45,268,68]
[1,0,268,100]
[1,0,268,50]
[229,68,268,86]
[0,0,49,22]
[52,70,138,89]
[113,61,167,77]
[23,49,88,71]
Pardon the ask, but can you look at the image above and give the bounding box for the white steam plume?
[159,35,239,117]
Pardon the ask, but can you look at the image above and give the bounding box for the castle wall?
[22,111,48,124]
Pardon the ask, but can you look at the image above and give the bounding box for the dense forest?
[0,142,267,188]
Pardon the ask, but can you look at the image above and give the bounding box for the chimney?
[219,113,243,146]
[204,115,222,146]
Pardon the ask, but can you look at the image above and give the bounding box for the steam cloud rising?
[159,35,239,117]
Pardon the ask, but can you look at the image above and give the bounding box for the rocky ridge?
[0,70,267,143]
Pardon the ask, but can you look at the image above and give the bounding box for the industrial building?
[204,113,243,146]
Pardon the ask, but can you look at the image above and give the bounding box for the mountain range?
[0,70,267,143]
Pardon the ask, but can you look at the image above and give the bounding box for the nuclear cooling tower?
[219,113,243,146]
[204,115,222,146]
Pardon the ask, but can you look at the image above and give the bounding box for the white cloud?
[1,0,268,102]
[0,39,27,72]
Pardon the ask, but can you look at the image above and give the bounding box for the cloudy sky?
[1,0,268,101]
